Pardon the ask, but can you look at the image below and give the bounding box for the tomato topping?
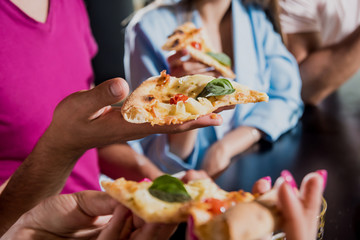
[204,198,229,215]
[170,94,189,104]
[191,41,202,50]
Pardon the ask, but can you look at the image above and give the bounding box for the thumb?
[84,78,129,116]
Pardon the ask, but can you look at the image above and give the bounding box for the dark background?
[85,0,134,85]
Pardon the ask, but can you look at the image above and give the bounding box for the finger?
[117,113,223,142]
[171,114,223,132]
[132,223,178,240]
[167,49,189,67]
[81,78,129,116]
[277,182,302,223]
[277,183,306,240]
[73,191,119,217]
[186,216,197,240]
[89,105,112,120]
[133,214,146,229]
[97,205,132,240]
[299,172,323,212]
[252,177,272,195]
[181,170,210,183]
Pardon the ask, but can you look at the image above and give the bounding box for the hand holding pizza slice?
[121,71,268,125]
[162,22,236,79]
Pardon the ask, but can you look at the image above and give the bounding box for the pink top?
[0,0,101,193]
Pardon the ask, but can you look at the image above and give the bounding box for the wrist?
[212,140,230,158]
[36,128,85,165]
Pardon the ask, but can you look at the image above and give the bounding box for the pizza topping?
[157,70,171,86]
[149,175,192,203]
[204,198,230,215]
[197,78,235,99]
[191,41,202,50]
[170,94,189,104]
[206,52,232,67]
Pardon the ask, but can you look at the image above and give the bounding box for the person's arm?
[201,126,261,177]
[240,9,303,142]
[0,79,221,236]
[286,26,360,105]
[0,134,83,236]
[98,144,163,181]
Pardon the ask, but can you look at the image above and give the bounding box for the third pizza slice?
[101,175,254,224]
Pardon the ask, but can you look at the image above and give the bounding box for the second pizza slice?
[121,71,268,125]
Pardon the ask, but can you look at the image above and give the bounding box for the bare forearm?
[0,134,82,235]
[98,144,163,181]
[221,126,261,158]
[168,130,198,159]
[300,27,360,104]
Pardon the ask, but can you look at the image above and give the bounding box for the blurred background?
[85,0,154,85]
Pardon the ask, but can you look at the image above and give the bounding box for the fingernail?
[316,169,328,190]
[110,81,123,97]
[88,105,111,120]
[139,178,152,183]
[261,176,272,185]
[281,170,298,190]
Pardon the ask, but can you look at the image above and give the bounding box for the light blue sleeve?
[124,13,168,90]
[124,10,200,172]
[241,9,304,142]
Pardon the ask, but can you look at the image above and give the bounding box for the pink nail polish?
[281,170,298,190]
[139,178,152,183]
[261,176,272,185]
[316,169,328,190]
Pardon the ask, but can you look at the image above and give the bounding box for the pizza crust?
[121,72,269,125]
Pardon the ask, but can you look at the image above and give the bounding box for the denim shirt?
[124,0,303,173]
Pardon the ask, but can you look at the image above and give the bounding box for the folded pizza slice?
[101,175,254,224]
[121,71,268,125]
[162,22,236,79]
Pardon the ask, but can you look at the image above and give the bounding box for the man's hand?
[1,191,176,240]
[0,78,222,236]
[45,78,223,157]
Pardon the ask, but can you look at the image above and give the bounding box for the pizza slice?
[101,175,254,223]
[189,188,280,240]
[121,71,268,125]
[162,22,236,79]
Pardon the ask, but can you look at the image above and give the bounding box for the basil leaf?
[149,175,192,203]
[206,52,232,67]
[197,78,235,99]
